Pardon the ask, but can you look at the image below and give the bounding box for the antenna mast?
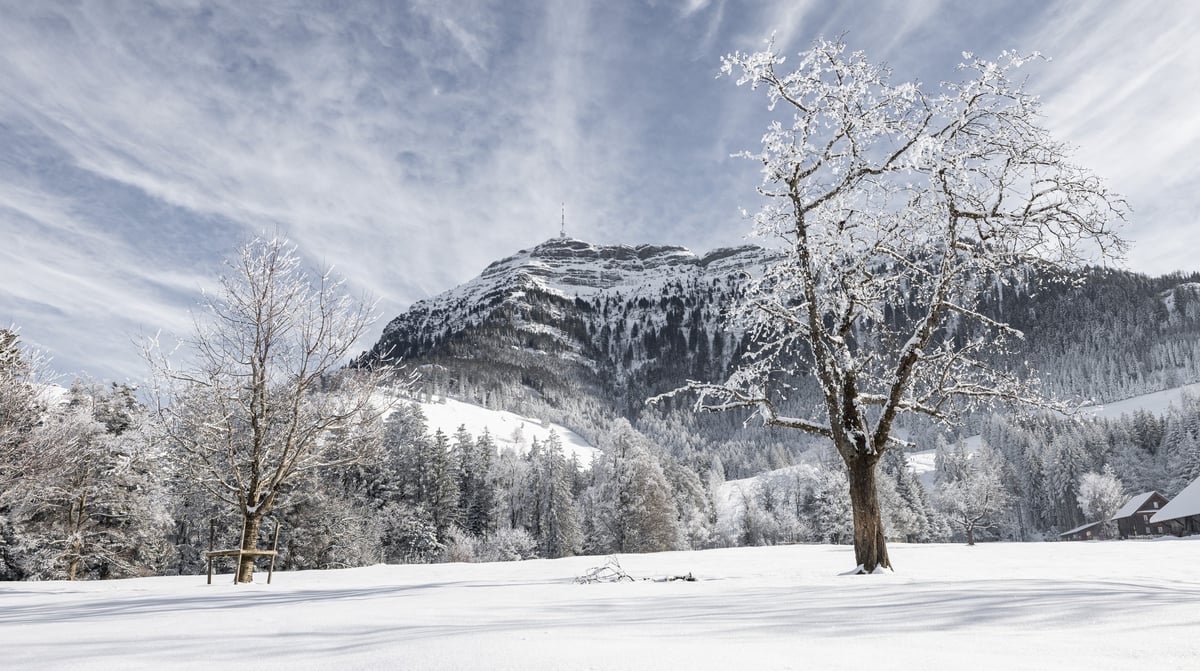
[560,202,566,239]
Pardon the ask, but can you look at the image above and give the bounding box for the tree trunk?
[67,552,80,581]
[236,513,263,583]
[966,524,976,546]
[846,454,891,573]
[67,493,86,581]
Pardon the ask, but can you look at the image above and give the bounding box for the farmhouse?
[1110,491,1170,538]
[1059,520,1105,542]
[1150,476,1200,536]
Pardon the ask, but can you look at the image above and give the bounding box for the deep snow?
[3,540,1198,670]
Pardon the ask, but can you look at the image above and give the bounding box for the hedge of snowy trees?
[1,351,175,580]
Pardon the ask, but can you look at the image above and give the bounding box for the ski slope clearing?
[410,395,598,464]
[3,540,1198,670]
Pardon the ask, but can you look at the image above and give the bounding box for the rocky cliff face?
[359,238,770,410]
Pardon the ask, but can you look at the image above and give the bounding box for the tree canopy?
[660,36,1127,572]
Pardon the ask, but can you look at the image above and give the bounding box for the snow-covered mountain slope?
[1079,381,1200,420]
[412,395,598,464]
[366,237,766,360]
[358,237,772,412]
[360,237,1200,421]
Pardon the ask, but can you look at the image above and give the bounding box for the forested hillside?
[4,240,1200,581]
[362,240,1200,414]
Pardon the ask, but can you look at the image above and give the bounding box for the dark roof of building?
[1059,520,1104,537]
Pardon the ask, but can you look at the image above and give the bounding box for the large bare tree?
[148,237,387,582]
[658,38,1126,572]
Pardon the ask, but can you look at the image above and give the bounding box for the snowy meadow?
[3,540,1198,670]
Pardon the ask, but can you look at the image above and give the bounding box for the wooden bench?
[205,518,282,584]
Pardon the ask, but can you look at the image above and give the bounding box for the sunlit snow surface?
[3,540,1199,670]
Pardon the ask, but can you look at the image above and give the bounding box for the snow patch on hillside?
[412,395,599,464]
[1161,282,1200,314]
[713,463,822,539]
[1078,381,1200,420]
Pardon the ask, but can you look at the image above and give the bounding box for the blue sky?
[2,0,1199,383]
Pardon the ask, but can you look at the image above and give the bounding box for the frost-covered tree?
[881,449,945,543]
[936,446,1011,545]
[8,382,174,580]
[1076,466,1124,537]
[492,446,532,533]
[585,420,680,554]
[456,427,496,537]
[424,429,462,540]
[660,37,1125,571]
[807,465,854,545]
[530,432,581,558]
[0,329,55,506]
[662,456,717,549]
[147,237,388,583]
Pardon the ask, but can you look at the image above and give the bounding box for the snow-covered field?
[3,540,1198,670]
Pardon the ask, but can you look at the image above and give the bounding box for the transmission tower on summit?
[559,202,567,239]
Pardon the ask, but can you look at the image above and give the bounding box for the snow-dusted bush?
[478,527,538,562]
[441,527,480,563]
[380,503,442,564]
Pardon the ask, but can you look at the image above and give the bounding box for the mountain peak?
[480,238,742,297]
[366,237,769,376]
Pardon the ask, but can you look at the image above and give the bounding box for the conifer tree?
[532,432,581,558]
[586,420,679,553]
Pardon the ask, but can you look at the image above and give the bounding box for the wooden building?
[1059,520,1104,542]
[1110,491,1171,538]
[1150,476,1200,536]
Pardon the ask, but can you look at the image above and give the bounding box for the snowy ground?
[3,540,1198,670]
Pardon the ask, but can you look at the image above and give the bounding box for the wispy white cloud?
[1026,0,1200,271]
[1,0,1197,381]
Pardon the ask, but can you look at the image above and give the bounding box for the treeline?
[976,393,1200,539]
[6,327,1200,581]
[1,379,175,580]
[0,375,728,579]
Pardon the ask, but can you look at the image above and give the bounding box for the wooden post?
[204,518,283,586]
[234,516,247,585]
[268,519,281,585]
[206,519,216,585]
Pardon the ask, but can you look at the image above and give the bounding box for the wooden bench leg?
[268,522,281,585]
